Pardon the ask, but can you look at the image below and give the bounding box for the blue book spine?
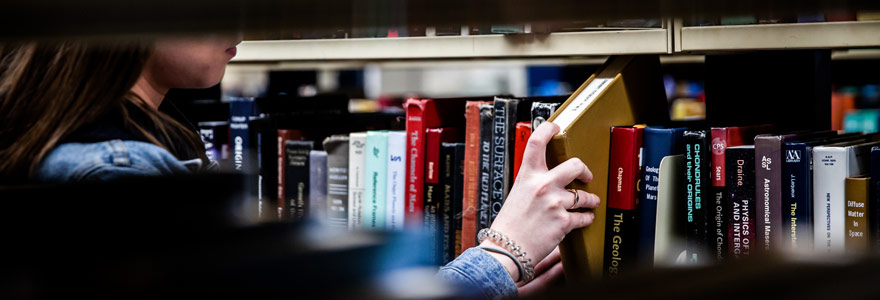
[783,142,813,251]
[229,98,256,173]
[364,131,389,230]
[637,127,686,263]
[870,147,880,250]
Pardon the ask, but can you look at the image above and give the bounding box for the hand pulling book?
[441,142,465,264]
[386,131,407,230]
[364,131,389,230]
[546,55,669,281]
[284,140,314,221]
[348,133,367,230]
[425,128,458,259]
[309,150,328,221]
[603,126,643,277]
[845,176,870,255]
[324,135,350,229]
[462,101,492,253]
[404,98,468,229]
[638,127,686,265]
[683,130,710,265]
[727,145,756,259]
[812,140,879,254]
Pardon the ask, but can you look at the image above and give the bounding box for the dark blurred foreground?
[3,174,880,299]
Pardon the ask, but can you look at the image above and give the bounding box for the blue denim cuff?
[437,248,518,300]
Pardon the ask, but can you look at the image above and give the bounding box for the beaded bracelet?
[477,228,535,283]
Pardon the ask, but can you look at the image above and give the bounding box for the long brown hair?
[0,41,208,183]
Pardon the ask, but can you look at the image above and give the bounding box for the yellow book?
[845,176,870,255]
[546,55,669,281]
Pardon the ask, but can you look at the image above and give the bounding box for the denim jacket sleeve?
[34,139,194,183]
[437,248,518,300]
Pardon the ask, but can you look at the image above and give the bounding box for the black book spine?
[530,102,562,130]
[425,162,443,265]
[452,144,465,259]
[250,117,276,221]
[490,99,516,225]
[285,140,314,221]
[441,143,466,264]
[784,143,813,251]
[478,104,494,230]
[324,136,350,229]
[727,147,755,258]
[684,130,710,264]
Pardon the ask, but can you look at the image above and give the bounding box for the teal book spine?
[364,131,389,230]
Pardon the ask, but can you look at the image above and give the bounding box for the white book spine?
[348,133,367,230]
[386,131,407,230]
[812,146,847,254]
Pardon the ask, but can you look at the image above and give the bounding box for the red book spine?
[277,129,302,220]
[513,122,531,183]
[405,99,429,228]
[607,127,643,210]
[461,101,487,253]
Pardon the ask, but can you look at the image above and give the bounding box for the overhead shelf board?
[678,21,880,52]
[232,29,670,62]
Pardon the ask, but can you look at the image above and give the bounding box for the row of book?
[198,91,575,264]
[604,124,880,277]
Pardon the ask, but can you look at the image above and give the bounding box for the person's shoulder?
[35,139,192,183]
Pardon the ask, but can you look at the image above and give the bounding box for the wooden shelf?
[232,29,671,62]
[676,21,880,52]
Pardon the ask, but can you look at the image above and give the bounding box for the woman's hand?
[479,122,601,282]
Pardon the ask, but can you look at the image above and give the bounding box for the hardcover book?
[513,121,532,183]
[531,100,564,130]
[603,126,643,277]
[546,55,669,280]
[364,131,389,230]
[404,98,468,229]
[727,145,756,259]
[198,121,230,167]
[284,140,314,221]
[654,155,688,267]
[754,131,836,254]
[845,176,870,255]
[783,133,866,252]
[230,97,257,174]
[424,128,458,259]
[348,133,367,230]
[277,129,303,220]
[683,130,710,265]
[386,131,407,230]
[309,150,328,221]
[490,97,532,225]
[812,140,879,254]
[478,103,494,229]
[441,142,465,264]
[324,135,350,229]
[708,125,772,261]
[637,127,686,264]
[462,101,492,252]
